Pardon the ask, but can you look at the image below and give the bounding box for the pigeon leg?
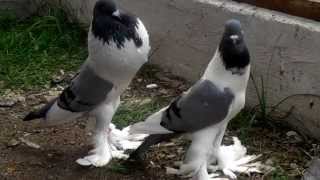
[208,123,227,165]
[179,128,219,178]
[192,163,221,180]
[77,97,120,167]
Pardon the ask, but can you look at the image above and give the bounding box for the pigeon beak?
[230,35,239,44]
[112,10,120,18]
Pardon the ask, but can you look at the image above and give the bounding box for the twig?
[299,147,313,160]
[19,137,41,149]
[270,94,320,113]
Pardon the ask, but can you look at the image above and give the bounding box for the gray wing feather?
[160,80,234,132]
[57,66,113,112]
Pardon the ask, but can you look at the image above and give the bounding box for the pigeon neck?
[202,50,250,93]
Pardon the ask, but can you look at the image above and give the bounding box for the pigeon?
[128,19,250,179]
[23,0,150,167]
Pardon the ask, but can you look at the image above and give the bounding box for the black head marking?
[219,19,250,72]
[94,0,117,17]
[92,0,142,49]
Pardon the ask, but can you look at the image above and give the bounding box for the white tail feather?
[44,102,83,126]
[129,107,173,134]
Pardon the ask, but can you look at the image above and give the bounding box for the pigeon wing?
[160,79,234,133]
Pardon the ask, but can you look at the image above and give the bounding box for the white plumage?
[128,19,251,179]
[24,0,150,167]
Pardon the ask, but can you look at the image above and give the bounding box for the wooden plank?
[233,0,320,21]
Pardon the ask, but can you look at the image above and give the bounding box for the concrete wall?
[11,0,320,139]
[0,0,39,18]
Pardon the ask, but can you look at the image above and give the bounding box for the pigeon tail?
[129,107,173,134]
[23,98,57,121]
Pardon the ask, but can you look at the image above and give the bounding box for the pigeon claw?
[76,153,112,167]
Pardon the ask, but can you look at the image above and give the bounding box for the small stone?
[286,131,298,137]
[17,96,26,102]
[290,163,298,169]
[177,147,184,154]
[30,160,43,166]
[23,132,31,137]
[27,94,37,101]
[44,96,56,103]
[159,89,169,94]
[52,75,63,84]
[59,69,65,76]
[286,131,303,143]
[56,85,64,91]
[48,90,60,97]
[166,167,179,175]
[78,123,86,129]
[139,98,152,105]
[51,71,65,84]
[7,139,20,147]
[146,83,158,89]
[155,72,171,81]
[0,98,16,107]
[149,161,155,166]
[265,158,274,166]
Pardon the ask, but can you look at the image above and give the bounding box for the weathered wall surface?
[0,0,39,18]
[10,0,320,139]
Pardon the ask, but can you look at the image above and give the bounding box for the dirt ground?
[0,66,318,180]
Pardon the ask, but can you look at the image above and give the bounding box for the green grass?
[0,9,87,92]
[107,163,130,174]
[228,110,256,143]
[271,166,289,180]
[113,97,170,128]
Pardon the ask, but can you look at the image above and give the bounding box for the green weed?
[0,9,87,91]
[113,97,170,128]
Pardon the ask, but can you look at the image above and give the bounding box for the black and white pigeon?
[23,0,150,167]
[128,19,250,179]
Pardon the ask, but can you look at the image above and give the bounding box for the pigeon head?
[93,0,119,19]
[219,19,250,73]
[91,0,143,49]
